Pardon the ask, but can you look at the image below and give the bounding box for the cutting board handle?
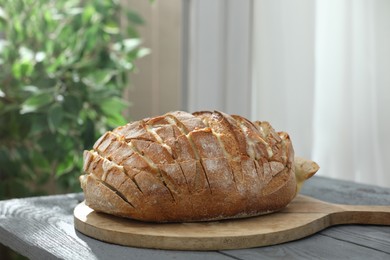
[331,204,390,226]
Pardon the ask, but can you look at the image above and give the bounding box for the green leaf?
[126,26,139,38]
[31,152,50,170]
[113,38,140,52]
[66,7,83,16]
[46,54,66,74]
[20,93,53,114]
[83,69,117,88]
[19,46,34,61]
[103,21,119,34]
[63,95,82,116]
[0,147,10,168]
[29,114,48,136]
[45,40,55,55]
[82,5,96,24]
[48,104,64,132]
[106,113,127,127]
[126,10,144,25]
[18,114,32,139]
[12,60,34,79]
[21,85,40,93]
[0,7,8,21]
[136,47,151,59]
[57,121,71,136]
[38,133,58,160]
[100,97,128,116]
[84,26,99,51]
[81,118,95,148]
[56,153,75,177]
[44,9,53,24]
[14,20,22,35]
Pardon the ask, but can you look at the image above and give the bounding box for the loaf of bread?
[80,110,319,222]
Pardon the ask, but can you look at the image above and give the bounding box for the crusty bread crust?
[80,111,300,222]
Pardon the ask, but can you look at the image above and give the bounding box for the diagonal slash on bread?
[80,111,319,222]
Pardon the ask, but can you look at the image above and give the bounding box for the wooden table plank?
[0,194,231,260]
[320,225,390,254]
[300,176,390,205]
[221,233,390,260]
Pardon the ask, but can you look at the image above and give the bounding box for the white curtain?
[252,0,390,187]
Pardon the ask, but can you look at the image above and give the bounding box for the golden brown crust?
[80,110,313,222]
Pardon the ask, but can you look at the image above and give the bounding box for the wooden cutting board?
[73,195,390,250]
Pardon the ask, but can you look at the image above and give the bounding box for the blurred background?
[0,0,389,202]
[0,0,389,258]
[129,0,390,189]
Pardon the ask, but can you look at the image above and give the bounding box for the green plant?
[0,0,149,198]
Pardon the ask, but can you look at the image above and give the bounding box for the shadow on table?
[0,244,28,260]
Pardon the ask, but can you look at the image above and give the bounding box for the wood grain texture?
[222,233,390,260]
[300,176,390,205]
[73,194,390,250]
[321,225,390,254]
[0,194,228,260]
[1,176,390,259]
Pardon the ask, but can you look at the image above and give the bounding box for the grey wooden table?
[1,176,390,260]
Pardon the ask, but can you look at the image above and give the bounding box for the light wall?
[122,0,183,121]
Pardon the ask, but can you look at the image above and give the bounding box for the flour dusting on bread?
[80,110,319,222]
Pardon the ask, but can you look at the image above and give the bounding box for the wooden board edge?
[73,200,332,250]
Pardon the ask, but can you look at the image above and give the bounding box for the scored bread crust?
[80,111,297,222]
